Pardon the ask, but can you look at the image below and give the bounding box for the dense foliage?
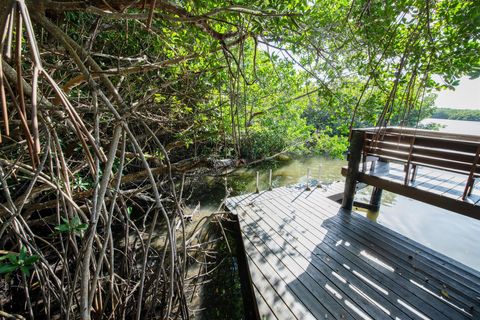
[0,0,479,319]
[432,108,480,121]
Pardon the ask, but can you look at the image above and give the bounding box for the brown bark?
[0,157,238,219]
[40,0,239,40]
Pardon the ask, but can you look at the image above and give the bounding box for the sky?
[434,77,480,109]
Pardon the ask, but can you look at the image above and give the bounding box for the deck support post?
[268,169,272,191]
[306,168,311,191]
[342,130,364,211]
[318,165,322,187]
[369,187,383,212]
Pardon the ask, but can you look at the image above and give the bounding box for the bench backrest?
[359,128,480,177]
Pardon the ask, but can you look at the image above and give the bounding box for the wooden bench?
[341,127,480,219]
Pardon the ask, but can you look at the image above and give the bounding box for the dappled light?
[396,299,429,320]
[227,185,480,319]
[359,250,395,272]
[1,0,479,319]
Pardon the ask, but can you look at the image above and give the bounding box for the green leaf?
[77,223,88,231]
[20,266,31,277]
[55,224,71,233]
[55,215,86,234]
[24,255,39,265]
[7,253,17,264]
[0,254,10,261]
[0,264,18,274]
[19,246,27,261]
[72,215,81,226]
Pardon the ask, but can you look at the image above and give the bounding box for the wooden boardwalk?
[226,184,480,320]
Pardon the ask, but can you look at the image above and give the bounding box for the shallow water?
[355,189,480,271]
[422,118,480,135]
[229,157,345,193]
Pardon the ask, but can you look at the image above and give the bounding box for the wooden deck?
[341,162,480,218]
[226,185,480,320]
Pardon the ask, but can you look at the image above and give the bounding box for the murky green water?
[193,154,480,271]
[189,157,344,211]
[228,157,346,194]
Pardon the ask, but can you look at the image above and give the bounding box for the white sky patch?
[434,76,480,109]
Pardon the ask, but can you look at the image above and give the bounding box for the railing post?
[369,187,383,212]
[255,171,259,193]
[342,130,364,211]
[306,168,311,191]
[317,165,322,187]
[268,169,272,191]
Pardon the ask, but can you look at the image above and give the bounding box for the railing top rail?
[353,126,480,145]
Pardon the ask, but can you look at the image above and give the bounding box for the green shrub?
[241,129,289,160]
[309,131,349,159]
[0,247,39,277]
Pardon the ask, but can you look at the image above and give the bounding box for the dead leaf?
[441,289,449,299]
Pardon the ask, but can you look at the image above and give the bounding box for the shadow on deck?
[226,186,480,320]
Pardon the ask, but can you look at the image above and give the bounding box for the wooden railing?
[362,127,480,198]
[341,127,480,214]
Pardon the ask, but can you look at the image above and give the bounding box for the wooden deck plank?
[227,186,480,320]
[244,229,339,319]
[325,215,479,312]
[337,210,480,286]
[416,172,466,195]
[276,186,478,275]
[252,284,278,320]
[267,189,476,318]
[346,162,480,206]
[258,201,459,320]
[370,162,436,183]
[245,236,320,319]
[243,208,367,319]
[240,200,441,320]
[249,259,295,320]
[283,188,480,301]
[259,198,462,320]
[334,210,480,286]
[441,177,470,196]
[293,188,480,285]
[359,162,477,201]
[241,206,404,320]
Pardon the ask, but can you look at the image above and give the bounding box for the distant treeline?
[432,108,480,121]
